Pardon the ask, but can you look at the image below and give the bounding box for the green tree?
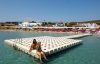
[41,22,48,26]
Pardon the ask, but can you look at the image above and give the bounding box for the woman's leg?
[41,52,48,60]
[37,52,43,63]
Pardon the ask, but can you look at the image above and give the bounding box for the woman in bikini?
[29,39,37,52]
[29,39,47,63]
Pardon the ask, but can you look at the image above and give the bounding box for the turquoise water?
[0,31,100,64]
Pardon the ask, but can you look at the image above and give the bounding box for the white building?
[77,23,97,28]
[19,22,42,28]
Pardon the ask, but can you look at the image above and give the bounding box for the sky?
[0,0,100,22]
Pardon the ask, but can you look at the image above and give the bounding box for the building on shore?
[19,21,42,29]
[75,23,97,28]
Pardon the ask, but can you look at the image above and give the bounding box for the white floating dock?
[4,33,91,58]
[59,33,91,39]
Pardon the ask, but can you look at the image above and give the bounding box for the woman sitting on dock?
[29,39,37,52]
[29,39,48,63]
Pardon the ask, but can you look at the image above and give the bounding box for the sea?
[0,31,100,64]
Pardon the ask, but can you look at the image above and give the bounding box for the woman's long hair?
[33,39,37,45]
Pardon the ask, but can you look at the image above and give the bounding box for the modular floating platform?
[4,33,91,58]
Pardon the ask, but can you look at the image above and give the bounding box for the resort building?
[19,21,42,28]
[55,22,65,27]
[76,23,97,28]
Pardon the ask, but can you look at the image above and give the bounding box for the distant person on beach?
[29,39,48,63]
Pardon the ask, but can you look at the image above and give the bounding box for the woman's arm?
[29,47,33,52]
[29,44,33,52]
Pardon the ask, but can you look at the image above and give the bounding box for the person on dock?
[29,39,48,63]
[29,39,37,52]
[36,42,48,63]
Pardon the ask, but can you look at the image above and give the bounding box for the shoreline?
[0,29,91,36]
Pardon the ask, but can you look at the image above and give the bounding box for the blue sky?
[0,0,100,22]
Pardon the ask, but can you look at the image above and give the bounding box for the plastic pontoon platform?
[4,33,91,58]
